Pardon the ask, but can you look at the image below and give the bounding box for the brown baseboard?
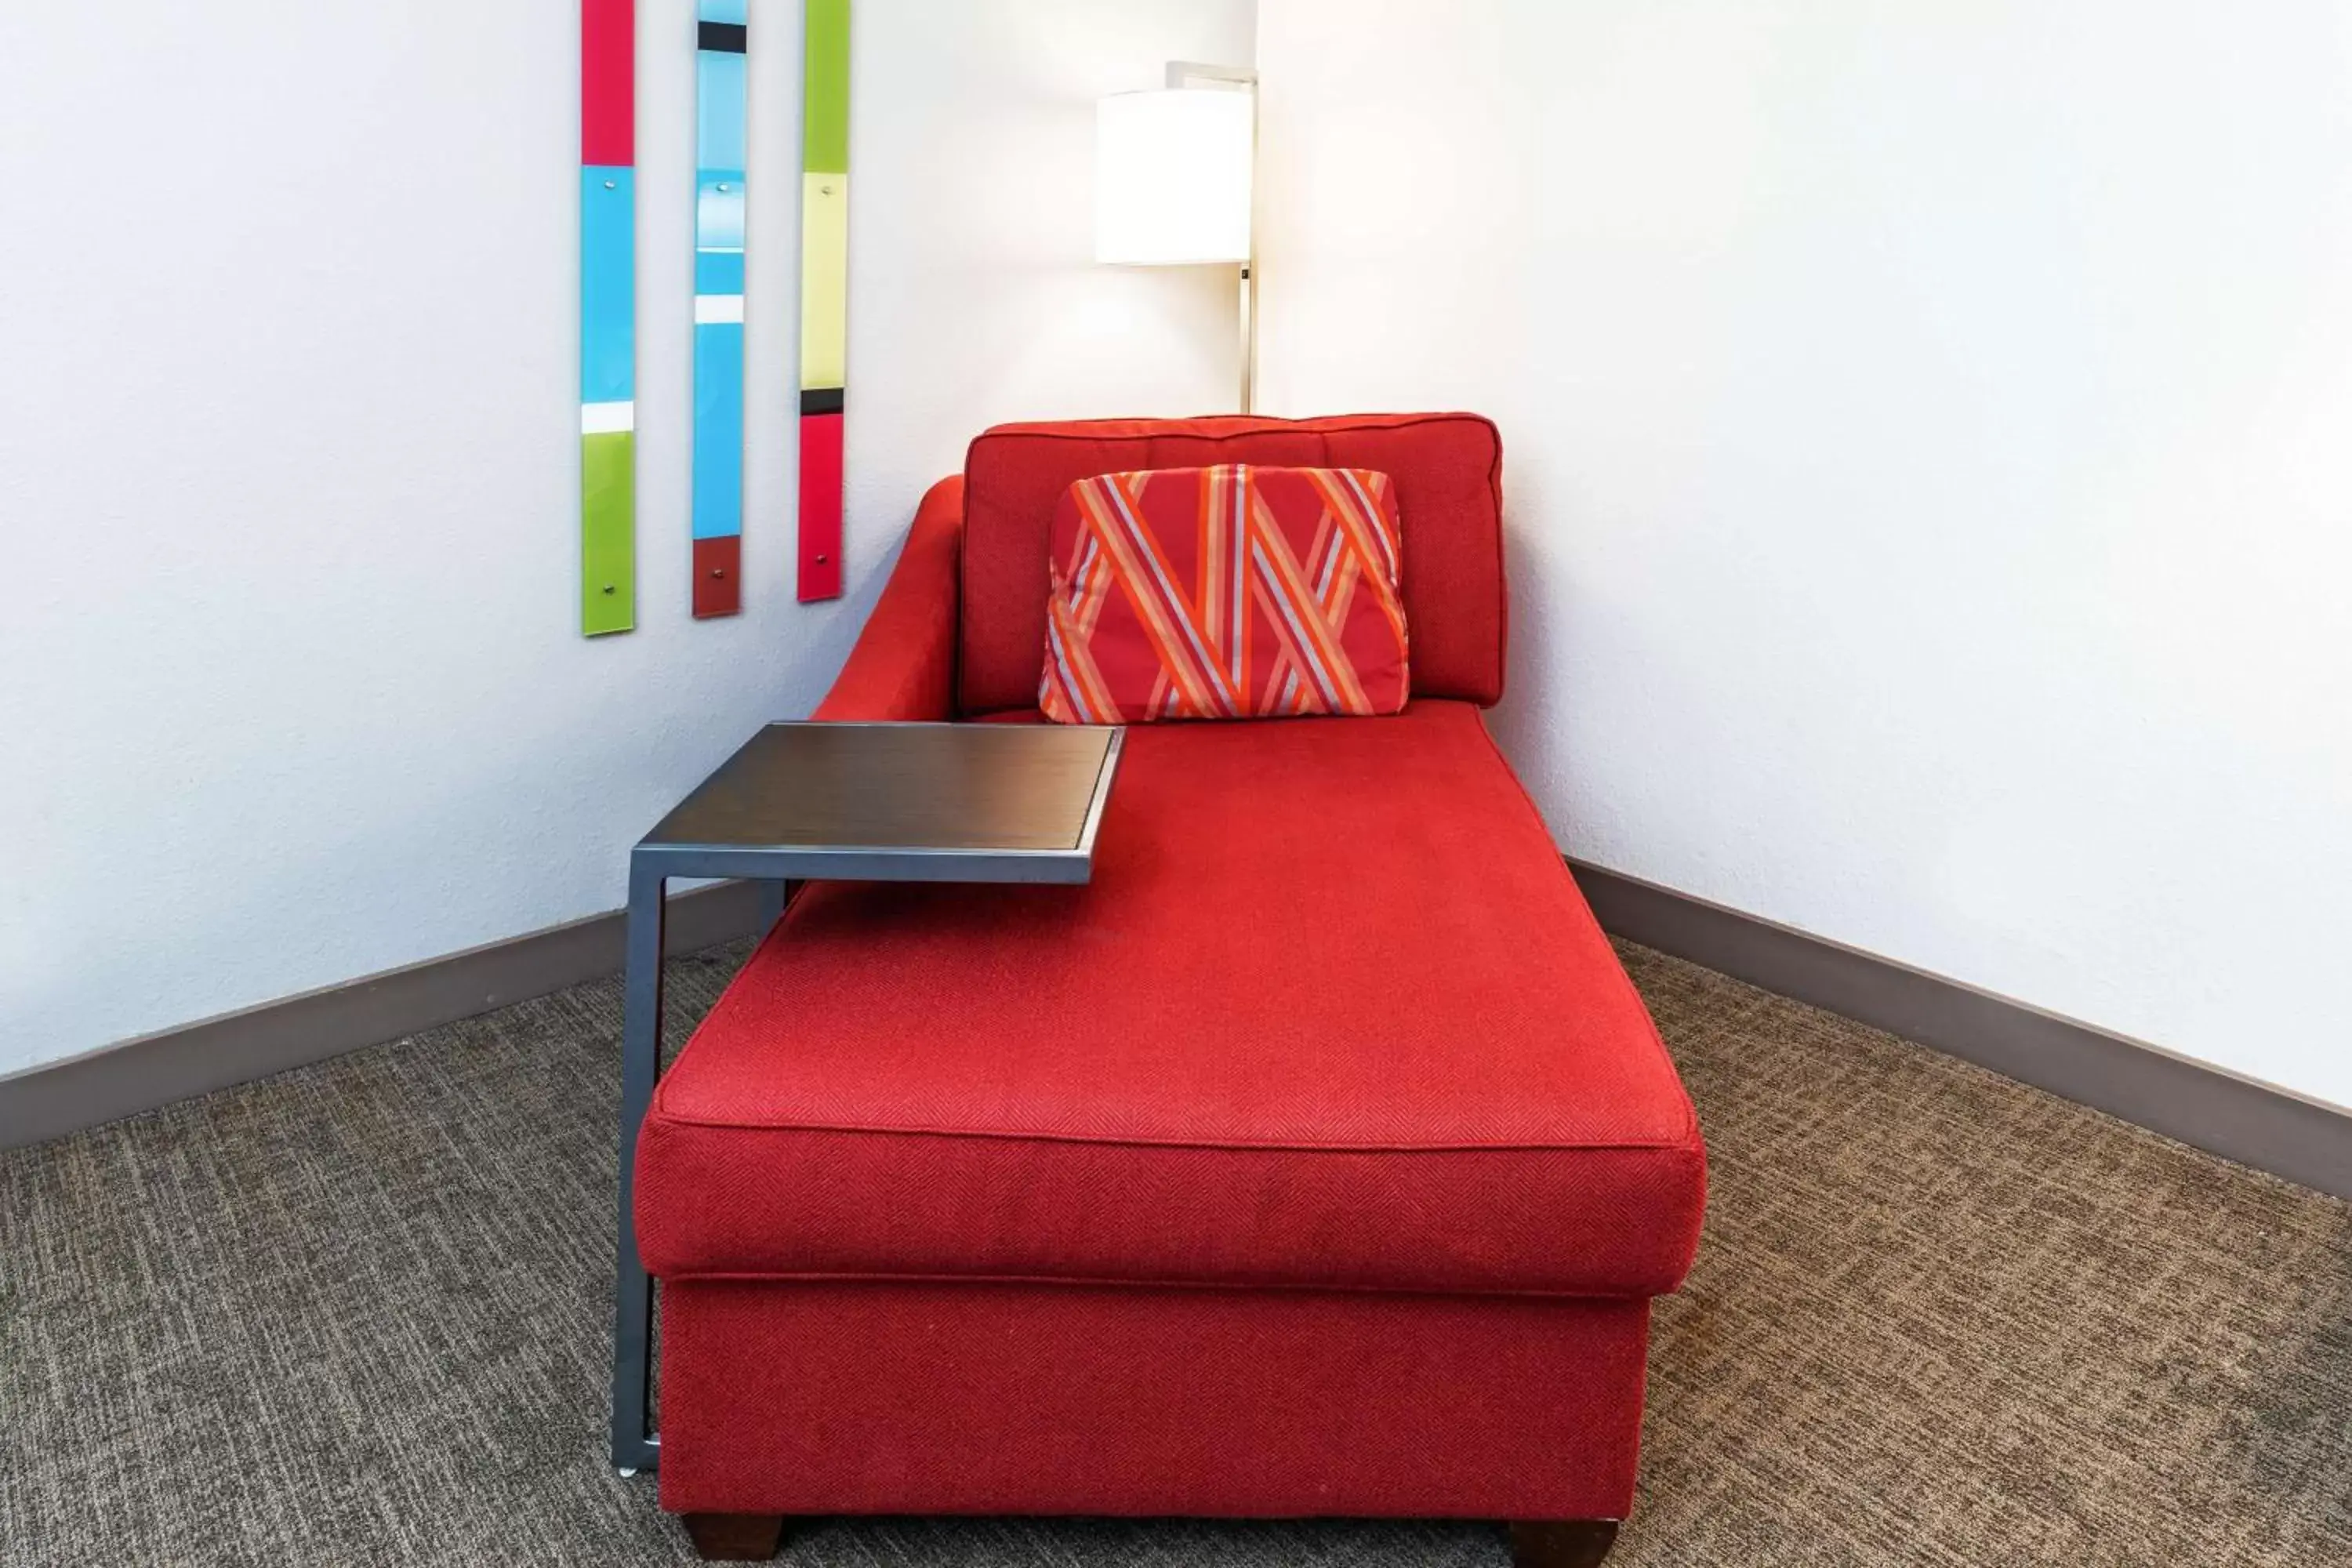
[12,860,2346,1207]
[0,881,769,1152]
[1569,858,2352,1203]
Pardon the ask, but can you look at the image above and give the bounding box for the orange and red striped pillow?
[1040,464,1409,723]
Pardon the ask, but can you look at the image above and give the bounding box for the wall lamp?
[1096,61,1261,412]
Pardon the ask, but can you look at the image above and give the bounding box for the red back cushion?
[961,414,1505,714]
[1041,465,1409,724]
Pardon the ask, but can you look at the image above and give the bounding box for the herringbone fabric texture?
[5,939,2350,1563]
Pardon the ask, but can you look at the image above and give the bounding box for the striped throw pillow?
[1040,464,1409,723]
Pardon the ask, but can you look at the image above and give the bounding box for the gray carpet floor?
[4,939,2348,1566]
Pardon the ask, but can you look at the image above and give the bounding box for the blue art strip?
[580,166,634,404]
[695,246,746,296]
[695,172,746,254]
[692,322,745,540]
[696,49,748,172]
[691,2,749,578]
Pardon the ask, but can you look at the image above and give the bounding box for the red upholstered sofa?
[633,415,1707,1566]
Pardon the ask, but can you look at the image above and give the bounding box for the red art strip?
[582,0,635,167]
[797,412,844,601]
[692,535,742,619]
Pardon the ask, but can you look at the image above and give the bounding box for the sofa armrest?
[811,476,964,723]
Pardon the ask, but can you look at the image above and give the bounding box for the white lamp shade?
[1095,88,1254,265]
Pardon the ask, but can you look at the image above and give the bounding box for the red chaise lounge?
[631,415,1708,1565]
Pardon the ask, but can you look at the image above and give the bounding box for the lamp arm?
[1159,61,1261,412]
[1243,72,1258,414]
[1240,254,1258,416]
[1151,60,1260,413]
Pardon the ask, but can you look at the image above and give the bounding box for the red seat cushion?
[634,702,1705,1299]
[961,414,1507,715]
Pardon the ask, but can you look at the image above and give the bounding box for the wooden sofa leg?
[1509,1519,1620,1567]
[683,1513,786,1561]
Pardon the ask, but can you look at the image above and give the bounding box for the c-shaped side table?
[611,720,1123,1473]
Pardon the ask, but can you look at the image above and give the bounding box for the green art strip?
[802,0,850,176]
[798,0,848,398]
[581,431,637,634]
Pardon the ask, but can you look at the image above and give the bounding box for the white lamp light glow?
[1095,88,1254,266]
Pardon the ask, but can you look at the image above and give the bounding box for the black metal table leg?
[612,855,666,1474]
[756,877,791,935]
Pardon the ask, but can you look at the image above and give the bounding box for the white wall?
[0,0,1255,1076]
[1257,0,2352,1107]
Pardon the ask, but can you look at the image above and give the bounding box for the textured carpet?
[4,939,2348,1566]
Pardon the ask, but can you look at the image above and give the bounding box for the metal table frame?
[611,724,1123,1474]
